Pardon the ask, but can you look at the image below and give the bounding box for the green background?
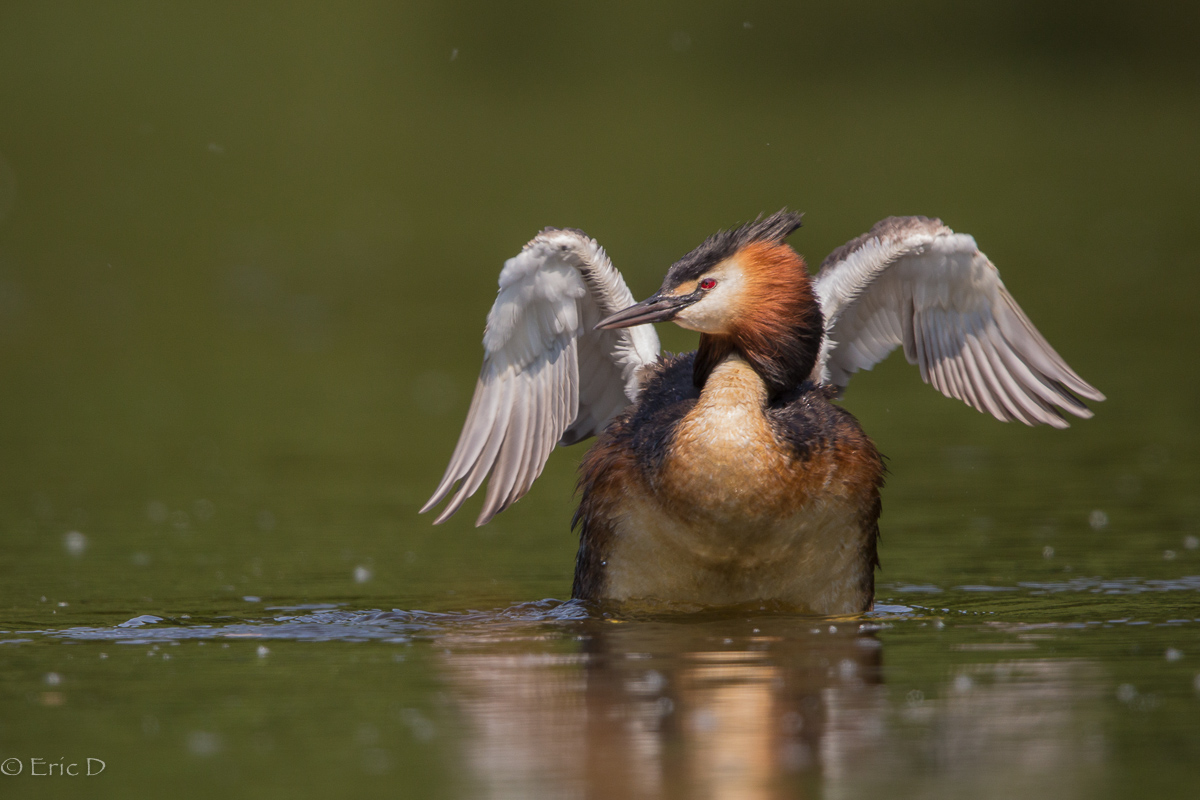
[0,2,1198,797]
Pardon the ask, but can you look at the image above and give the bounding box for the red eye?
[699,278,717,290]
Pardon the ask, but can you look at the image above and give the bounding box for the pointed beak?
[595,292,697,330]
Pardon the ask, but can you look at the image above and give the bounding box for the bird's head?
[598,209,823,394]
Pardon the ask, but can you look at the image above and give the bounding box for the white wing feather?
[421,228,659,526]
[813,216,1104,427]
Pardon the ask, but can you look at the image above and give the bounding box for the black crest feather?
[663,209,804,286]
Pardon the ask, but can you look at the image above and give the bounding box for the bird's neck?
[693,247,823,398]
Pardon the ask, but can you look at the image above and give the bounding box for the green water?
[2,2,1199,797]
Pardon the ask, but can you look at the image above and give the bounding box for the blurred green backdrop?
[0,4,1199,795]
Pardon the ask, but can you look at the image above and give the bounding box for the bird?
[420,211,1103,614]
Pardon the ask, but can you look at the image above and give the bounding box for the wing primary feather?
[951,324,1009,422]
[922,314,950,396]
[933,314,969,403]
[512,355,554,504]
[953,332,992,416]
[964,332,1025,424]
[911,308,932,385]
[946,329,985,412]
[921,316,950,398]
[550,347,568,446]
[982,330,1062,425]
[421,373,501,513]
[513,364,546,502]
[477,373,532,525]
[950,331,990,416]
[994,298,1099,416]
[433,377,515,524]
[996,293,1104,401]
[989,326,1092,420]
[901,296,919,364]
[567,341,581,430]
[978,331,1067,427]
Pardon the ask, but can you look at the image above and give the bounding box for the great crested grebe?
[421,211,1103,614]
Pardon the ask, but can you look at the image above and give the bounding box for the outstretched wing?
[421,228,660,526]
[812,216,1104,428]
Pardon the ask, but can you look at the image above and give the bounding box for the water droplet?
[257,645,270,658]
[399,708,436,742]
[1089,510,1108,530]
[1166,648,1183,662]
[63,531,87,557]
[1116,683,1137,703]
[193,499,215,521]
[1043,545,1055,559]
[690,708,718,732]
[354,566,372,584]
[638,670,666,694]
[44,672,61,686]
[1185,535,1199,550]
[187,731,222,756]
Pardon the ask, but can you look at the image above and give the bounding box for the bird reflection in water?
[436,614,1103,799]
[441,615,882,799]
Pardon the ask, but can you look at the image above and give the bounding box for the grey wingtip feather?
[430,501,458,525]
[421,479,462,519]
